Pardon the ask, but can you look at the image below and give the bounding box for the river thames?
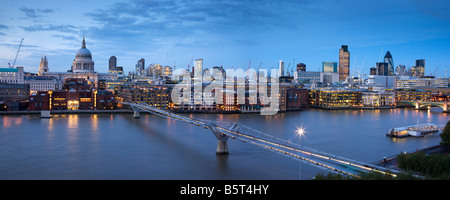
[0,108,448,180]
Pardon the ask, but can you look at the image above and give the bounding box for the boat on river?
[387,123,444,138]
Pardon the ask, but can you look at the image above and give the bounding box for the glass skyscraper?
[339,45,350,81]
[384,51,394,76]
[322,62,337,73]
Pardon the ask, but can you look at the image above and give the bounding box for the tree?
[440,120,450,146]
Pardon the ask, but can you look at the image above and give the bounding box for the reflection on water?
[0,108,448,180]
[2,116,23,128]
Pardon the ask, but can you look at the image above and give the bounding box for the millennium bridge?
[121,102,407,178]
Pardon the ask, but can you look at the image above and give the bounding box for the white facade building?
[0,66,24,84]
[395,76,449,89]
[24,76,58,94]
[362,91,396,107]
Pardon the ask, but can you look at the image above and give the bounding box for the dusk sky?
[1,0,449,77]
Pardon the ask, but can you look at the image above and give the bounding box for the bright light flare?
[296,126,306,136]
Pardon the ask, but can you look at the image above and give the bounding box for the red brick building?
[29,78,115,111]
[286,87,309,111]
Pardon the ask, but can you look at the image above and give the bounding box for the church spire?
[81,35,86,49]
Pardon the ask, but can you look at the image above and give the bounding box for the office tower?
[370,67,377,75]
[322,62,337,73]
[411,59,425,77]
[109,56,117,72]
[279,60,284,76]
[136,58,145,76]
[296,63,306,72]
[384,51,394,76]
[395,64,406,76]
[194,59,203,77]
[163,66,172,77]
[154,64,163,77]
[376,62,389,76]
[339,45,350,81]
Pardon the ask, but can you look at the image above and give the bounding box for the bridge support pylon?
[130,106,140,118]
[133,110,140,118]
[209,125,229,155]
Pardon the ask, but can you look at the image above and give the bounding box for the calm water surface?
[0,108,448,180]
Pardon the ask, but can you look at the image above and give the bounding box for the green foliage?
[441,120,450,146]
[397,151,450,179]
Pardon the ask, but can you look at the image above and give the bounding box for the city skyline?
[1,0,450,77]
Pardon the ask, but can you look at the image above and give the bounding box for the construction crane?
[9,38,24,68]
[433,65,439,76]
[187,56,194,72]
[247,59,251,77]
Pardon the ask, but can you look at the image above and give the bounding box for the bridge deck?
[121,102,406,178]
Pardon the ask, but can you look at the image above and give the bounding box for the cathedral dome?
[75,48,92,59]
[75,36,92,59]
[72,36,95,73]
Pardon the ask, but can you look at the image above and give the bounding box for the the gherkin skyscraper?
[384,51,394,76]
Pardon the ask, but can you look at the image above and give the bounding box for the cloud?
[81,0,309,49]
[20,24,79,34]
[51,34,79,42]
[19,6,55,19]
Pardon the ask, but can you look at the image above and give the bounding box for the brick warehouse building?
[29,78,115,110]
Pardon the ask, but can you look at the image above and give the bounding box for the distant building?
[367,75,396,89]
[411,59,425,77]
[279,60,285,76]
[339,45,350,81]
[136,58,145,76]
[370,67,377,75]
[309,88,363,108]
[212,66,225,79]
[0,82,29,102]
[322,62,337,73]
[297,63,306,72]
[194,59,203,77]
[163,66,172,77]
[296,71,339,85]
[72,36,95,73]
[362,91,396,108]
[0,66,24,84]
[38,56,48,75]
[40,36,117,88]
[286,87,309,111]
[24,75,58,94]
[297,71,321,84]
[395,64,408,76]
[109,56,117,72]
[395,89,432,104]
[395,76,449,89]
[384,51,394,76]
[376,62,389,76]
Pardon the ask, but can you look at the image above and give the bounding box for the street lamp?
[296,126,306,180]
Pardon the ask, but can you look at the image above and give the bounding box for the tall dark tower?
[412,59,425,77]
[296,63,306,72]
[109,56,117,72]
[339,45,350,81]
[384,51,394,76]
